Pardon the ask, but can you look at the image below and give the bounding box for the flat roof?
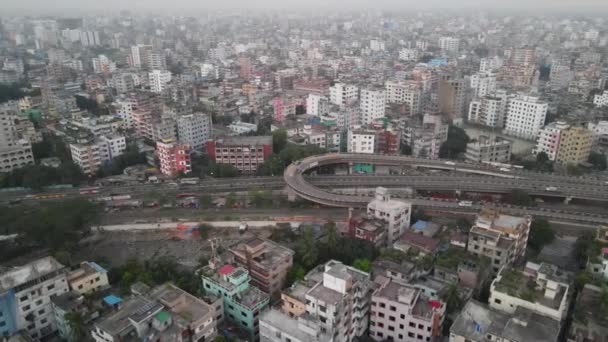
[215,135,272,146]
[0,256,65,293]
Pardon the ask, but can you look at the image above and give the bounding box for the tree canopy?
[528,218,555,252]
[588,152,607,171]
[0,162,86,189]
[509,189,534,207]
[439,125,470,159]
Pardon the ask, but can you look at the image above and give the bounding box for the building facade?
[206,136,272,174]
[69,135,126,175]
[367,187,412,245]
[504,95,548,140]
[149,70,172,93]
[67,262,110,295]
[465,136,512,163]
[347,129,376,154]
[360,89,386,126]
[156,139,192,177]
[176,113,211,151]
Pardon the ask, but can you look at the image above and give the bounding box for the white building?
[92,55,116,74]
[79,31,100,46]
[227,121,257,135]
[330,83,358,107]
[176,113,211,151]
[360,89,386,125]
[438,37,460,52]
[0,103,35,172]
[593,90,608,107]
[504,95,548,140]
[588,120,608,143]
[370,39,386,52]
[368,187,412,245]
[385,81,421,115]
[465,135,512,163]
[370,278,446,342]
[467,91,508,128]
[479,56,503,72]
[534,121,570,161]
[398,48,419,62]
[70,135,126,175]
[0,257,69,340]
[489,262,571,322]
[347,128,376,154]
[306,94,330,116]
[149,70,172,93]
[469,71,497,98]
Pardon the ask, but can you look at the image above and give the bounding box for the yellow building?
[67,261,110,294]
[556,126,593,165]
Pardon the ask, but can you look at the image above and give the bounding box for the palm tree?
[442,282,463,314]
[324,221,338,249]
[65,312,86,342]
[299,226,318,269]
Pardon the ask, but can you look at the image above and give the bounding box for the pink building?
[156,139,191,177]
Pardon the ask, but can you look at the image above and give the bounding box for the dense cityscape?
[1,4,608,342]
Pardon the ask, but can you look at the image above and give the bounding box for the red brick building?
[206,136,272,174]
[156,139,191,177]
[347,216,388,247]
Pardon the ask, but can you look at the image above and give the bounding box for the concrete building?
[67,262,109,295]
[51,291,91,342]
[403,114,448,159]
[385,81,421,115]
[360,89,386,126]
[438,37,460,53]
[489,262,571,322]
[450,300,560,342]
[586,226,608,280]
[593,90,608,107]
[0,104,34,172]
[201,264,269,340]
[469,71,497,98]
[347,128,376,154]
[259,308,333,342]
[370,277,446,342]
[588,121,608,144]
[228,121,258,135]
[398,48,419,62]
[368,187,412,245]
[0,257,69,340]
[149,70,172,93]
[465,135,512,164]
[206,136,272,174]
[228,239,294,298]
[306,94,330,117]
[567,284,608,342]
[156,139,191,177]
[239,56,252,80]
[330,83,358,107]
[176,113,211,151]
[504,95,548,140]
[467,209,531,274]
[438,79,467,119]
[92,283,219,342]
[535,122,593,164]
[69,135,126,175]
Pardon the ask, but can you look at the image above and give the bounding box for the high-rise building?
[92,55,116,74]
[593,90,608,107]
[69,135,127,175]
[176,113,211,151]
[228,239,294,298]
[534,122,592,164]
[438,37,460,52]
[330,83,359,107]
[79,30,100,46]
[206,136,273,174]
[370,277,446,342]
[367,187,412,245]
[504,94,548,139]
[306,94,330,116]
[360,88,386,125]
[403,114,448,159]
[348,128,376,154]
[239,56,252,80]
[149,70,172,93]
[467,90,508,128]
[156,139,191,177]
[469,71,497,98]
[0,257,69,340]
[465,135,512,164]
[438,79,467,119]
[467,209,531,274]
[385,81,422,115]
[0,103,34,172]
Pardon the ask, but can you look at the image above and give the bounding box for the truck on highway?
[545,187,558,191]
[179,177,200,185]
[458,201,473,207]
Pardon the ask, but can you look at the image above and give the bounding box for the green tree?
[588,152,607,171]
[323,221,338,249]
[400,142,412,156]
[442,282,463,314]
[287,264,306,286]
[509,189,533,206]
[439,125,470,159]
[207,162,239,178]
[536,152,549,164]
[198,224,213,239]
[0,83,26,103]
[225,192,237,207]
[528,218,555,251]
[65,312,86,341]
[273,129,288,153]
[298,226,319,269]
[566,163,583,176]
[352,258,371,272]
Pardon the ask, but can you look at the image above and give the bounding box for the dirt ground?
[74,225,273,269]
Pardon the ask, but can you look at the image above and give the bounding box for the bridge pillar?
[563,196,572,205]
[348,162,354,175]
[287,188,298,202]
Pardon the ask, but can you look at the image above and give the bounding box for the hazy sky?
[2,0,608,13]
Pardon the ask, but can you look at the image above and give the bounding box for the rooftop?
[233,285,270,310]
[475,209,530,235]
[374,278,443,320]
[51,290,86,311]
[229,239,294,271]
[96,296,154,336]
[215,135,272,146]
[307,281,344,306]
[260,308,333,342]
[398,231,440,253]
[68,261,108,283]
[150,283,214,324]
[451,300,560,342]
[0,256,65,293]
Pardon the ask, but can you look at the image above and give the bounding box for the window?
[400,314,405,319]
[409,322,416,328]
[417,334,423,340]
[494,298,502,304]
[47,284,55,291]
[389,316,395,322]
[388,326,395,331]
[378,312,385,318]
[399,324,404,329]
[23,305,30,311]
[408,332,415,338]
[38,309,45,315]
[390,305,396,311]
[20,296,28,302]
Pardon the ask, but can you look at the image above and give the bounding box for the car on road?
[458,200,473,207]
[546,187,558,191]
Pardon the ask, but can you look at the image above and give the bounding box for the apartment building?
[0,104,34,172]
[469,71,497,98]
[489,262,571,322]
[306,94,330,116]
[206,136,272,174]
[360,88,386,126]
[588,121,608,144]
[176,112,211,151]
[69,135,126,175]
[402,114,448,159]
[450,300,560,342]
[368,187,412,245]
[347,128,376,154]
[504,95,548,140]
[330,83,358,107]
[370,277,446,342]
[347,216,389,247]
[385,81,421,116]
[156,139,191,177]
[438,37,460,52]
[467,209,531,274]
[92,284,219,342]
[438,79,467,119]
[586,226,608,280]
[593,90,608,107]
[67,262,109,295]
[398,48,419,62]
[465,135,512,164]
[201,264,269,340]
[149,70,172,93]
[567,284,608,342]
[0,257,69,340]
[535,122,593,164]
[228,239,294,298]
